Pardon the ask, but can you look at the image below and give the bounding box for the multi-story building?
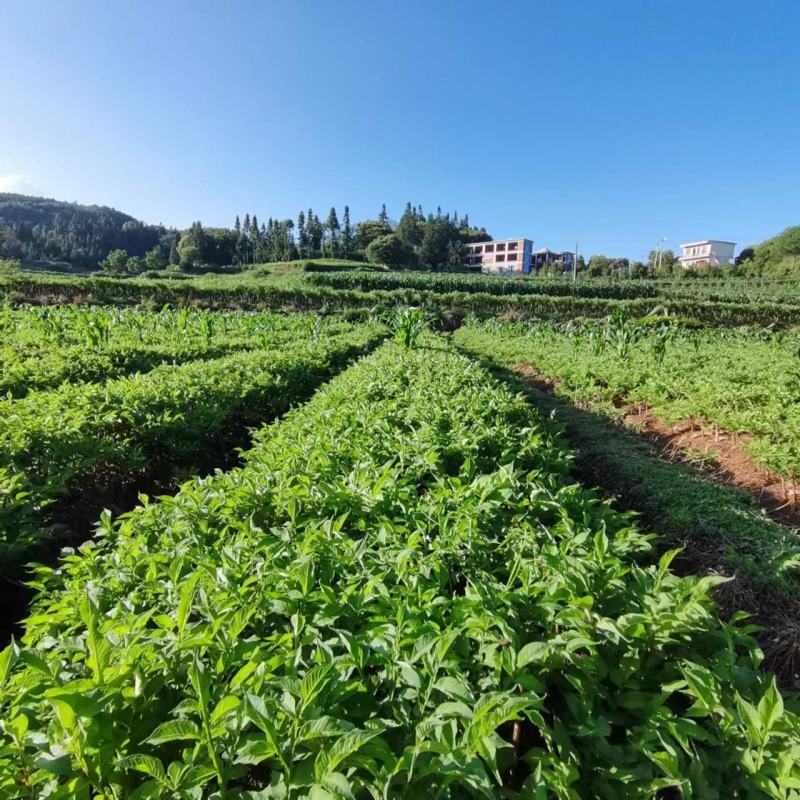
[463,238,534,275]
[679,240,736,269]
[531,248,575,271]
[463,239,576,275]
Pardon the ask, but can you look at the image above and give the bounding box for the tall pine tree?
[325,207,340,258]
[342,206,352,258]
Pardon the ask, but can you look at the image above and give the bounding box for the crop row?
[308,269,800,305]
[453,317,800,481]
[0,322,385,566]
[0,306,341,397]
[1,341,797,797]
[452,320,800,616]
[4,272,800,327]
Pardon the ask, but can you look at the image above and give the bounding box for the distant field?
[3,262,800,326]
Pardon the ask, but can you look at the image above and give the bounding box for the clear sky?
[1,0,798,260]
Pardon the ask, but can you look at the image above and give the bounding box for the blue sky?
[1,0,798,260]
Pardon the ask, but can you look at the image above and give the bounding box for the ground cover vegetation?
[306,269,800,306]
[1,339,800,797]
[452,324,800,674]
[4,270,800,328]
[0,312,385,569]
[452,315,800,482]
[0,304,336,397]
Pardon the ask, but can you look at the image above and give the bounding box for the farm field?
[0,289,799,797]
[2,339,800,797]
[307,268,800,305]
[454,319,800,665]
[0,306,385,572]
[0,304,345,397]
[453,316,800,482]
[5,266,800,327]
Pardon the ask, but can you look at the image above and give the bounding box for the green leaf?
[78,593,109,686]
[176,575,197,636]
[0,639,17,688]
[314,728,383,781]
[120,754,166,781]
[211,694,241,723]
[146,719,201,745]
[433,676,474,703]
[757,677,784,735]
[299,664,332,711]
[516,641,548,668]
[736,695,763,748]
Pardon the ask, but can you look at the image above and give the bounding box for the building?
[679,240,736,269]
[464,238,534,275]
[530,248,575,271]
[463,239,576,275]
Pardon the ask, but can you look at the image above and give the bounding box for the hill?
[739,225,800,276]
[0,193,167,268]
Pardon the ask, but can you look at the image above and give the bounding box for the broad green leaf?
[211,694,241,723]
[119,754,166,781]
[146,719,201,745]
[756,677,784,735]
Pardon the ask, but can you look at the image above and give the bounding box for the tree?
[395,202,423,249]
[365,234,413,269]
[354,219,392,255]
[100,249,132,274]
[419,218,456,270]
[378,204,389,226]
[325,207,340,257]
[446,239,465,271]
[648,249,677,273]
[341,206,352,258]
[749,226,800,275]
[177,222,206,270]
[144,246,167,271]
[297,211,309,258]
[0,226,23,259]
[306,210,324,257]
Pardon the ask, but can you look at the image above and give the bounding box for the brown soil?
[514,364,800,530]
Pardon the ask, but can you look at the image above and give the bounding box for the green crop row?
[307,269,800,306]
[4,272,800,327]
[1,341,797,798]
[453,317,800,481]
[0,322,385,565]
[0,308,350,397]
[452,322,800,612]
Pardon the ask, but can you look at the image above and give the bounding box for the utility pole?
[573,242,578,283]
[656,237,666,271]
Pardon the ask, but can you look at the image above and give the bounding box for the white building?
[679,240,736,269]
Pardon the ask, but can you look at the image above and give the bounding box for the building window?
[507,253,516,261]
[496,253,506,262]
[508,242,518,250]
[496,243,506,251]
[484,244,494,252]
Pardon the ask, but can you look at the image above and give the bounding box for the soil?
[514,364,800,530]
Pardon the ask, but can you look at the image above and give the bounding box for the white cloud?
[0,174,41,196]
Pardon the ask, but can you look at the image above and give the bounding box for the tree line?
[0,193,492,274]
